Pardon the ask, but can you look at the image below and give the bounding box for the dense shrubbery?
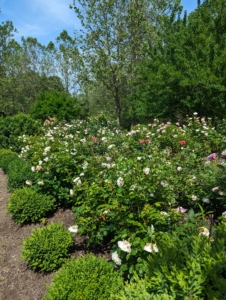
[7,187,56,224]
[43,254,123,300]
[6,156,35,191]
[113,222,226,299]
[0,113,42,152]
[18,115,226,245]
[21,222,74,272]
[2,113,226,297]
[30,91,81,122]
[0,150,35,191]
[0,149,19,172]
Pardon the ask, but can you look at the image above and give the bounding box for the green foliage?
[30,91,81,122]
[113,223,226,299]
[112,274,175,300]
[0,113,42,152]
[70,0,173,125]
[0,149,18,172]
[112,276,151,300]
[143,228,226,299]
[7,187,56,224]
[18,117,226,246]
[21,222,74,272]
[0,27,66,116]
[43,254,123,300]
[16,117,226,293]
[136,0,226,122]
[6,156,35,191]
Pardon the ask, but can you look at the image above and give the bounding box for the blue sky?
[0,0,199,46]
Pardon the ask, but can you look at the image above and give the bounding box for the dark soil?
[0,169,111,300]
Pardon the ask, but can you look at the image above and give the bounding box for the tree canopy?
[1,0,226,125]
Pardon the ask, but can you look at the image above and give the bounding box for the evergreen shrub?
[7,187,56,224]
[43,254,123,300]
[0,113,42,152]
[0,149,18,172]
[21,222,74,272]
[30,91,81,122]
[6,156,35,190]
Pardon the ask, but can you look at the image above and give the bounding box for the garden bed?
[0,169,110,300]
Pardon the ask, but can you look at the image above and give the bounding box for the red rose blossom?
[179,140,186,145]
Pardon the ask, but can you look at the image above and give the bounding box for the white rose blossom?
[111,251,122,265]
[44,146,51,152]
[82,161,88,170]
[212,187,219,192]
[143,167,150,175]
[199,227,209,237]
[221,150,226,156]
[68,225,78,233]
[160,211,169,216]
[130,184,136,191]
[118,240,131,253]
[108,144,115,149]
[160,181,168,187]
[73,177,82,187]
[176,206,187,213]
[144,243,159,253]
[102,163,111,168]
[70,149,77,156]
[202,198,210,204]
[117,177,124,187]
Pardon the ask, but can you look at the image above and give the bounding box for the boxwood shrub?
[21,222,74,272]
[6,156,35,191]
[0,149,19,173]
[43,254,124,300]
[7,187,56,224]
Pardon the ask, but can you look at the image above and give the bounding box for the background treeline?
[1,0,226,127]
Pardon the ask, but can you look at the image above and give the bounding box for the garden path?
[0,169,77,300]
[0,168,53,299]
[0,168,111,299]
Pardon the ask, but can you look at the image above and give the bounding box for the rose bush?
[17,114,226,279]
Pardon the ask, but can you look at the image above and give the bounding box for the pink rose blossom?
[207,153,217,160]
[176,206,187,213]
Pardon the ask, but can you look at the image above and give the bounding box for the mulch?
[0,169,111,300]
